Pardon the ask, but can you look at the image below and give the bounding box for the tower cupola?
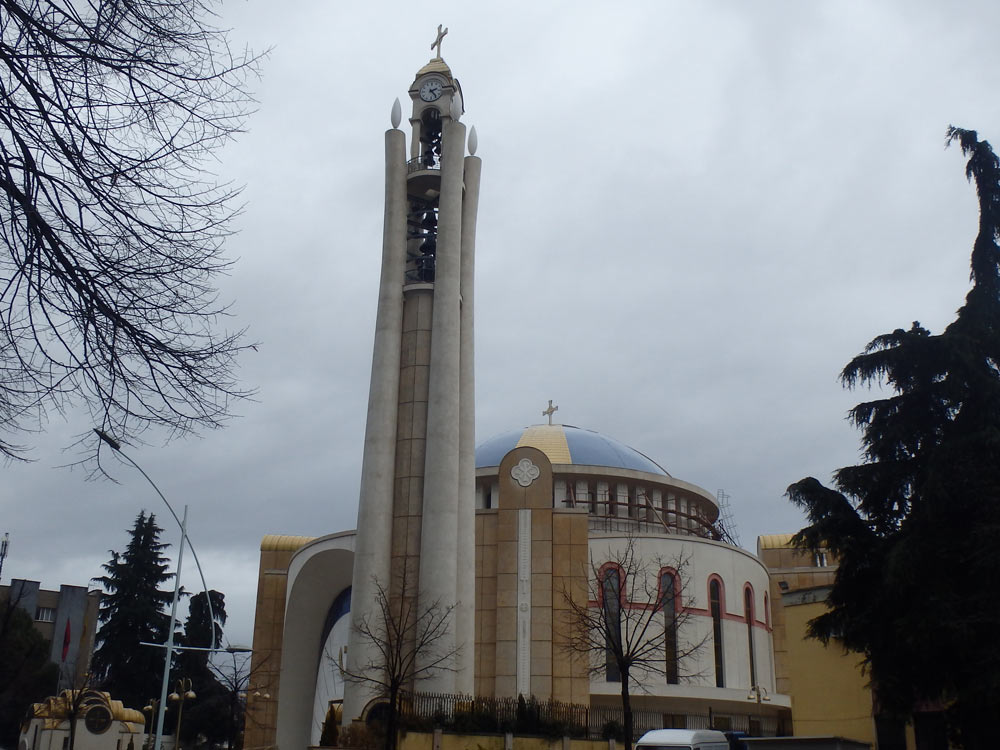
[403,26,465,283]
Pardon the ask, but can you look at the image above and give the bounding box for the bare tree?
[562,537,706,750]
[339,571,459,750]
[0,0,261,459]
[207,649,271,750]
[59,675,98,750]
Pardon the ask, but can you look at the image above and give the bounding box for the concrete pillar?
[417,118,467,692]
[456,153,481,695]
[345,128,407,722]
[617,484,630,519]
[576,480,591,513]
[554,479,567,508]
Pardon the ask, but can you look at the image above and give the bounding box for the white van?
[635,729,731,750]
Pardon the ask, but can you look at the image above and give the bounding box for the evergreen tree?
[0,603,59,747]
[174,590,230,746]
[788,127,1000,749]
[176,590,226,680]
[92,512,175,711]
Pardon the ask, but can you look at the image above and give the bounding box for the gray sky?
[4,0,1000,650]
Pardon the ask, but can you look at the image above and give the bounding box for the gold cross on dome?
[431,25,448,60]
[542,400,558,425]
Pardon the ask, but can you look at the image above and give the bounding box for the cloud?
[6,0,1000,649]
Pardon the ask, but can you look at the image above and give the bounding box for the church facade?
[244,48,791,750]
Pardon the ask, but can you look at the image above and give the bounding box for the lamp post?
[242,686,271,750]
[142,699,160,750]
[747,684,771,736]
[169,678,196,750]
[93,430,216,750]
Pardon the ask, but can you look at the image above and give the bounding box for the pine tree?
[788,127,1000,749]
[174,590,230,746]
[92,512,175,711]
[176,590,226,680]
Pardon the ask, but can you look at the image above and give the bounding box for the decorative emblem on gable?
[511,458,541,487]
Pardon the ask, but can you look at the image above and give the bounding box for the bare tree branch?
[0,0,263,461]
[338,568,459,750]
[561,536,707,750]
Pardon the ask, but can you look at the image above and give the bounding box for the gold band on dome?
[516,425,571,464]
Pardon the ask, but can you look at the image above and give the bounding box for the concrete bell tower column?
[344,47,480,721]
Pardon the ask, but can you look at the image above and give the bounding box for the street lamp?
[747,684,771,737]
[94,429,217,750]
[141,699,158,750]
[169,678,196,750]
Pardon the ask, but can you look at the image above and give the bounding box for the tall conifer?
[92,512,175,711]
[788,127,1000,748]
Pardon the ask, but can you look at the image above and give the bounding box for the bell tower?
[344,34,481,722]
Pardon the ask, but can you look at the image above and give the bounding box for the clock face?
[419,79,444,102]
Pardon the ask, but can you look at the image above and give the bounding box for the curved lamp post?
[94,429,216,750]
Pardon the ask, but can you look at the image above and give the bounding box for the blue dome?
[475,424,669,476]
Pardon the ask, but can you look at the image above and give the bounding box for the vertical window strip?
[603,568,621,682]
[710,579,725,688]
[744,586,757,688]
[661,571,679,684]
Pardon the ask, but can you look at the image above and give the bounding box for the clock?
[419,78,444,102]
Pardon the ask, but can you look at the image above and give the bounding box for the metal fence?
[398,692,781,738]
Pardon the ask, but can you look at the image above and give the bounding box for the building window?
[709,578,725,687]
[660,571,679,684]
[35,607,55,623]
[813,551,828,567]
[602,567,621,682]
[744,585,757,688]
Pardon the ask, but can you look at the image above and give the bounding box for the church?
[244,44,791,750]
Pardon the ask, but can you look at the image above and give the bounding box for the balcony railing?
[407,155,441,173]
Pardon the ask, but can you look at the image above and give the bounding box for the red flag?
[61,619,71,662]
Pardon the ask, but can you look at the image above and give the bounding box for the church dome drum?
[474,423,722,539]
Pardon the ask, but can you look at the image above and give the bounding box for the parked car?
[636,729,731,750]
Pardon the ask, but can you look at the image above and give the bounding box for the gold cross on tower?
[431,25,448,60]
[542,400,558,426]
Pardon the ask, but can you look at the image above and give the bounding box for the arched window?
[419,107,443,167]
[660,570,679,684]
[602,567,622,682]
[744,585,757,687]
[709,578,725,688]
